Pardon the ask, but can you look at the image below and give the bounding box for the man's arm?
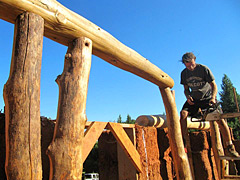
[183,85,194,105]
[210,80,217,104]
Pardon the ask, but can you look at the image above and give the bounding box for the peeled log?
[136,115,210,130]
[136,115,167,128]
[3,12,43,180]
[209,121,225,179]
[0,0,174,88]
[159,87,193,180]
[47,37,92,180]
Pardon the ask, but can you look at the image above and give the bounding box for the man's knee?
[180,110,188,119]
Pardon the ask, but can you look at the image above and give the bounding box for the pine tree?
[219,74,240,139]
[219,74,237,112]
[117,114,122,123]
[83,143,99,173]
[126,114,132,124]
[125,114,135,124]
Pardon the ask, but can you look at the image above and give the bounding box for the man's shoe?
[225,144,240,157]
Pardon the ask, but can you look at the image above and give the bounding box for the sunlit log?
[0,0,174,88]
[136,115,210,130]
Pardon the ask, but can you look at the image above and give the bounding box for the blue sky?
[0,0,240,122]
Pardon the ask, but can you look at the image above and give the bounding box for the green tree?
[117,114,122,123]
[125,114,135,124]
[116,114,136,124]
[83,142,99,173]
[219,74,240,139]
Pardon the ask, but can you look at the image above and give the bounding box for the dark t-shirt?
[180,64,215,100]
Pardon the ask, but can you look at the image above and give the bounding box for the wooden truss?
[83,121,142,173]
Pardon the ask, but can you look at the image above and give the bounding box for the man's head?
[182,52,196,71]
[181,52,196,63]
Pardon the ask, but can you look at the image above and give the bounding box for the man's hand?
[187,96,194,105]
[184,85,194,105]
[209,97,216,105]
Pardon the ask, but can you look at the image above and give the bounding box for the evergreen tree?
[115,114,136,124]
[126,114,131,124]
[117,114,122,123]
[219,74,237,112]
[83,143,99,173]
[125,114,135,124]
[219,74,240,139]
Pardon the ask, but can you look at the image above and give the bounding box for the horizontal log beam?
[136,115,210,130]
[0,0,174,88]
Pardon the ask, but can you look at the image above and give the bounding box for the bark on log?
[3,12,44,180]
[47,37,92,180]
[159,87,193,180]
[0,0,174,88]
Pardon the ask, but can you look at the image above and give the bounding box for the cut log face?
[47,37,92,180]
[3,12,44,180]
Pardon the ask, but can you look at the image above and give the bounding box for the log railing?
[0,0,192,179]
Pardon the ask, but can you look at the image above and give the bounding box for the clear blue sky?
[0,0,240,122]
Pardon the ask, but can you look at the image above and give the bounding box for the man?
[180,52,239,157]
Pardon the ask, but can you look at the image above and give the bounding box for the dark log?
[47,37,92,180]
[3,12,44,179]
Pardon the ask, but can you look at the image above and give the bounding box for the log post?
[159,87,192,180]
[47,37,92,180]
[210,121,225,179]
[3,12,44,179]
[172,90,195,179]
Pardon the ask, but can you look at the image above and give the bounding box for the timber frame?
[0,0,192,180]
[0,0,174,88]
